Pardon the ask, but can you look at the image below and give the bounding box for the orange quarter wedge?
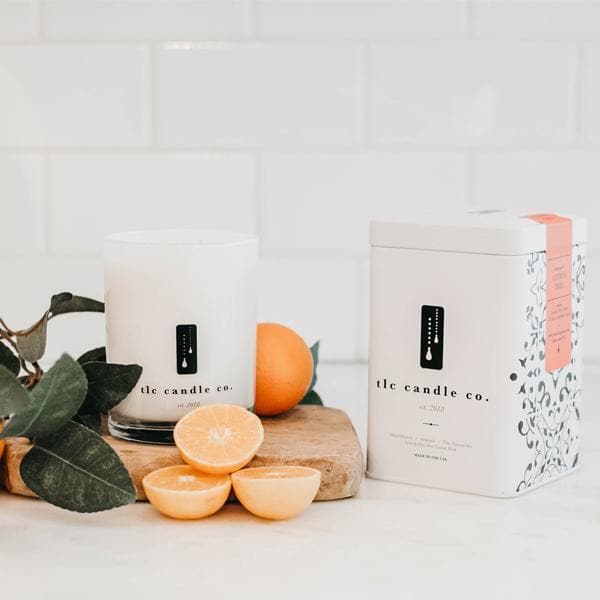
[232,466,321,520]
[174,404,264,475]
[142,465,231,520]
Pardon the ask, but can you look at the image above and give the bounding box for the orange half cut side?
[142,465,231,520]
[174,404,264,475]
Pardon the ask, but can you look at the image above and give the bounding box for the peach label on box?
[526,214,572,372]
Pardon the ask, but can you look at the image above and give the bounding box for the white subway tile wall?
[472,1,600,39]
[582,44,600,142]
[0,1,37,40]
[258,1,469,39]
[0,153,44,255]
[43,1,254,40]
[261,152,467,256]
[259,258,360,361]
[0,44,151,146]
[0,0,598,364]
[157,43,363,146]
[369,43,577,145]
[48,152,257,253]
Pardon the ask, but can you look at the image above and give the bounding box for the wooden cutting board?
[1,406,364,502]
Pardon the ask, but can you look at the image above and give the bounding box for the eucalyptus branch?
[0,328,18,353]
[14,311,48,337]
[1,291,107,399]
[26,362,44,390]
[20,360,35,377]
[0,317,16,336]
[1,326,36,379]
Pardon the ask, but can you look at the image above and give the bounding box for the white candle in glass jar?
[104,229,258,444]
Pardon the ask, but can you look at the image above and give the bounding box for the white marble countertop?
[2,364,599,600]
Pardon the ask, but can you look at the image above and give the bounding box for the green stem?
[0,317,15,336]
[0,323,36,378]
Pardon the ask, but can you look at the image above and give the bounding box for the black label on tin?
[176,324,197,375]
[420,305,444,370]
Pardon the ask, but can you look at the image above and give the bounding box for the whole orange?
[254,323,314,416]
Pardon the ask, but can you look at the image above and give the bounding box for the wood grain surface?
[1,406,364,502]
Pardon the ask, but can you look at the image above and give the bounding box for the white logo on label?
[426,309,440,361]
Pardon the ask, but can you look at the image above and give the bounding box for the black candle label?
[176,324,197,375]
[420,305,444,370]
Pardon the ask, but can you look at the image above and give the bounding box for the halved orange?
[174,404,264,475]
[231,466,321,520]
[142,465,231,520]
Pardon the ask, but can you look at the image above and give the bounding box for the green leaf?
[73,413,102,434]
[49,292,72,311]
[80,362,142,414]
[49,293,104,317]
[20,420,136,513]
[0,342,20,375]
[299,341,322,405]
[299,390,323,406]
[0,365,29,417]
[77,347,106,365]
[1,354,87,439]
[16,312,48,362]
[307,340,320,394]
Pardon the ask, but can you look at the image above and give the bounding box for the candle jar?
[104,230,258,444]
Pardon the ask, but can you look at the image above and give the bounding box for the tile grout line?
[27,250,600,261]
[42,150,51,256]
[354,31,372,364]
[356,258,368,363]
[464,150,476,208]
[36,0,45,40]
[3,144,600,154]
[4,38,600,46]
[150,42,159,147]
[361,42,371,148]
[255,151,263,251]
[574,42,585,142]
[466,0,476,38]
[252,0,261,40]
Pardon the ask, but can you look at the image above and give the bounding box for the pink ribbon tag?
[526,214,572,372]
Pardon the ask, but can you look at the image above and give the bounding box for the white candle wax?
[104,229,258,444]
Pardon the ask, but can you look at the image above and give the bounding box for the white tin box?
[367,211,587,497]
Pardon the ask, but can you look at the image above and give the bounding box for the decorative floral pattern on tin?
[515,247,585,492]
